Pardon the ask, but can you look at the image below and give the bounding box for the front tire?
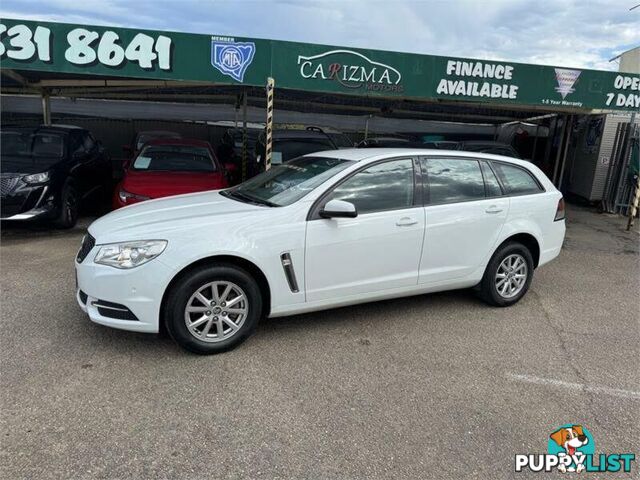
[164,264,262,354]
[478,242,534,307]
[54,183,78,229]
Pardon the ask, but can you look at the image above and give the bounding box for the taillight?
[554,197,565,221]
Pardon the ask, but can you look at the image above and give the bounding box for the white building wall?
[619,46,640,74]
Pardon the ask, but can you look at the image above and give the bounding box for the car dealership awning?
[1,17,638,113]
[2,17,638,190]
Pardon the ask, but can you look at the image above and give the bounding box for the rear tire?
[478,242,534,307]
[54,183,78,229]
[164,264,262,354]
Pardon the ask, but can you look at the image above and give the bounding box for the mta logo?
[211,40,255,82]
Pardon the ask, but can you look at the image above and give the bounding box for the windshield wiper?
[224,190,278,207]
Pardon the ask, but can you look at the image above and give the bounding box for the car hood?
[89,190,266,242]
[0,155,62,174]
[122,170,225,197]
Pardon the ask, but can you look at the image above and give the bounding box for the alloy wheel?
[184,281,249,343]
[495,254,528,299]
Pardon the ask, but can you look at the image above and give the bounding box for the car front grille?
[76,234,96,263]
[0,175,21,197]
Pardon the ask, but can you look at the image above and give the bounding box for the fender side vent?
[280,253,299,293]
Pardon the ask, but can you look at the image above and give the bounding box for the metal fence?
[601,121,639,215]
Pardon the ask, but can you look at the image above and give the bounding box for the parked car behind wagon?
[113,138,229,209]
[1,125,111,228]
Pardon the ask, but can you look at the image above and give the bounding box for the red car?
[114,138,230,209]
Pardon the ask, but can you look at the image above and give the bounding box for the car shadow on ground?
[257,288,482,334]
[0,215,95,239]
[72,288,482,357]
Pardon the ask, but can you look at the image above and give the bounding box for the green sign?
[1,18,639,112]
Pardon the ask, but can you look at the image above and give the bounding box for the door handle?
[485,206,503,214]
[396,217,418,226]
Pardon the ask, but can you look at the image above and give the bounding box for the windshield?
[132,145,216,172]
[1,131,65,158]
[224,156,353,207]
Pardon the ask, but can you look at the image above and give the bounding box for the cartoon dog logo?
[550,425,589,473]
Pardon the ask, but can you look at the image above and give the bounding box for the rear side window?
[423,158,485,204]
[480,161,502,197]
[491,162,543,195]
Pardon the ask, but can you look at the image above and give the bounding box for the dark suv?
[254,128,338,173]
[1,125,111,228]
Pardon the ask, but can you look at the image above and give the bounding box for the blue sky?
[1,0,638,71]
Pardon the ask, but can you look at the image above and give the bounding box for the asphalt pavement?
[1,206,638,479]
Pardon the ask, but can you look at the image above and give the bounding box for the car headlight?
[119,189,150,204]
[94,240,167,269]
[23,171,50,184]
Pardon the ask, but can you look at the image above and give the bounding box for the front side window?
[224,156,353,207]
[424,158,485,204]
[329,159,414,214]
[132,146,216,172]
[491,162,542,195]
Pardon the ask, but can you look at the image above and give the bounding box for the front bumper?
[0,183,56,220]
[75,248,175,333]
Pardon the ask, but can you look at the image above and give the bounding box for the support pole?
[627,175,640,231]
[241,90,248,182]
[41,90,51,126]
[234,94,240,129]
[556,115,574,190]
[626,112,638,230]
[542,116,557,173]
[552,115,568,185]
[265,77,275,171]
[364,115,372,140]
[531,124,540,162]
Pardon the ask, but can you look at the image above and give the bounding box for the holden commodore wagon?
[76,149,565,354]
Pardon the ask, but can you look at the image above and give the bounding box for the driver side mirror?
[320,199,357,219]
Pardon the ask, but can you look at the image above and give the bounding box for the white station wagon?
[76,149,565,354]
